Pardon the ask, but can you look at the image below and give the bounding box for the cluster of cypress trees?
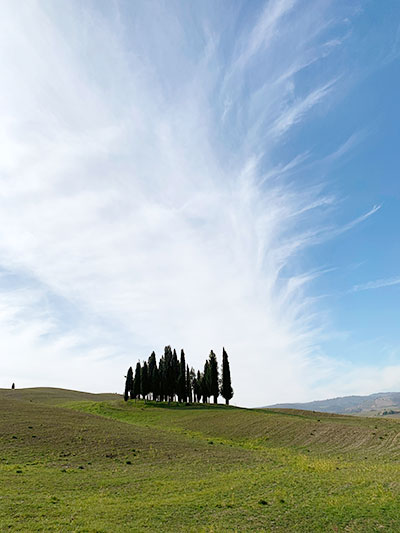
[124,347,233,405]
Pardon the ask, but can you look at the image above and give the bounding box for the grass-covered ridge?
[1,388,400,532]
[0,386,121,405]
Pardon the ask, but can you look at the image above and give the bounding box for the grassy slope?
[1,389,400,532]
[0,387,121,405]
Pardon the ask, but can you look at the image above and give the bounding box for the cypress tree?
[221,347,233,405]
[186,365,193,403]
[141,361,149,401]
[198,372,204,403]
[124,366,133,401]
[202,360,211,403]
[159,355,166,402]
[148,351,157,400]
[172,349,179,400]
[164,346,174,401]
[190,367,196,401]
[178,349,187,402]
[152,364,160,401]
[200,372,206,403]
[133,361,141,399]
[209,350,219,404]
[193,371,201,403]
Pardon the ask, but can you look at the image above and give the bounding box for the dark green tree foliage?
[202,360,211,403]
[186,365,193,403]
[124,366,133,401]
[164,346,174,401]
[148,351,156,374]
[124,346,233,405]
[159,355,166,402]
[178,349,187,402]
[193,371,201,403]
[221,347,233,405]
[133,361,141,399]
[209,350,219,404]
[141,362,149,401]
[200,372,206,403]
[172,349,179,400]
[152,364,160,401]
[148,351,157,400]
[196,370,202,403]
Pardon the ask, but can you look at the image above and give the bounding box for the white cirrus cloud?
[352,277,400,293]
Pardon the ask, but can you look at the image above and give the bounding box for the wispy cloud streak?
[270,79,337,137]
[235,0,297,70]
[316,205,382,243]
[352,277,400,292]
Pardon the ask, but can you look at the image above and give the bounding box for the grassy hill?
[1,388,400,532]
[268,391,400,416]
[0,386,121,405]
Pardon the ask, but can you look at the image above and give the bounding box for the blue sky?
[0,0,399,406]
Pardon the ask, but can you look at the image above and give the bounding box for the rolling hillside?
[268,391,400,416]
[0,386,121,405]
[1,388,400,532]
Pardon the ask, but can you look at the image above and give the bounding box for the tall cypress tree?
[209,350,219,404]
[178,349,187,402]
[164,346,175,401]
[200,372,206,403]
[159,355,166,402]
[141,361,149,401]
[186,365,193,403]
[152,364,160,401]
[193,371,201,403]
[124,366,133,401]
[202,360,211,403]
[172,349,179,400]
[133,361,141,399]
[148,351,157,400]
[221,347,233,405]
[164,346,175,402]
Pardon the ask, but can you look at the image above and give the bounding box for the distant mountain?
[267,392,400,416]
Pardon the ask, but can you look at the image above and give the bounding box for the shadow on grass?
[125,399,238,411]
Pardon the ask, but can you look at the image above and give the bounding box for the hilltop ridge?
[267,391,400,416]
[0,386,121,405]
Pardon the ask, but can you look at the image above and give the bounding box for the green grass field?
[1,388,400,532]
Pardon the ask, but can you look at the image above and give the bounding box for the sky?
[0,0,399,407]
